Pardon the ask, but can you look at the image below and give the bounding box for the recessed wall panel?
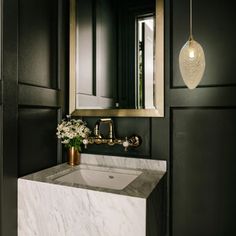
[18,108,58,176]
[18,0,58,88]
[172,108,236,236]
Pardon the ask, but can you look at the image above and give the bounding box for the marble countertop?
[20,154,166,199]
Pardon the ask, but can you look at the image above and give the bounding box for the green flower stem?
[64,136,83,152]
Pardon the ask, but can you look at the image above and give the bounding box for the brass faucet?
[94,118,115,145]
[83,118,141,151]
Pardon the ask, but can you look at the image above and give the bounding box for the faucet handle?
[123,137,129,151]
[83,138,89,149]
[122,135,141,151]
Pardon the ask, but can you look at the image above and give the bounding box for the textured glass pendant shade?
[179,38,205,89]
[179,0,206,89]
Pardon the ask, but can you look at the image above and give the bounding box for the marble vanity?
[18,154,166,236]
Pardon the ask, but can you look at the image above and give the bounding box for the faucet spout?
[94,118,115,143]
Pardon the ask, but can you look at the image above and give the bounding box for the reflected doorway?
[137,16,155,109]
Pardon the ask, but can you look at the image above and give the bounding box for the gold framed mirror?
[69,0,164,117]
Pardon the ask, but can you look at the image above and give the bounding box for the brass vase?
[67,147,80,166]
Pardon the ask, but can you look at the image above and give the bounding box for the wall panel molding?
[170,87,236,107]
[18,84,61,107]
[0,81,2,105]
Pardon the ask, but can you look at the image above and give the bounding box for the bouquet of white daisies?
[56,116,91,152]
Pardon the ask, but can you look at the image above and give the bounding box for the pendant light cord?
[190,0,193,39]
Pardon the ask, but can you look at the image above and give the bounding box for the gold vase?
[67,147,80,166]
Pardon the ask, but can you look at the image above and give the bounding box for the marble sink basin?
[18,154,167,236]
[54,165,142,190]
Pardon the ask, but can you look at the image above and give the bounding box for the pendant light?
[179,0,205,89]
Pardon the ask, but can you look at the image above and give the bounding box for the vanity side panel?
[18,179,146,236]
[146,173,167,236]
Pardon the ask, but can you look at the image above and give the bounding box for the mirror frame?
[69,0,164,117]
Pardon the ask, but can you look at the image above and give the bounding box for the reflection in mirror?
[70,0,164,117]
[137,16,154,109]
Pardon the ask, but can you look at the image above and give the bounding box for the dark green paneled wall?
[170,0,236,235]
[0,0,68,235]
[1,0,18,234]
[1,0,236,236]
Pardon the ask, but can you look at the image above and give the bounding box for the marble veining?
[18,154,166,236]
[18,180,146,236]
[80,154,166,172]
[21,154,166,198]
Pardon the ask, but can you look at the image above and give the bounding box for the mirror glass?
[137,16,154,109]
[70,0,164,117]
